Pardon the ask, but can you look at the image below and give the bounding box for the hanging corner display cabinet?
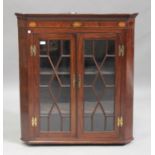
[15,13,138,144]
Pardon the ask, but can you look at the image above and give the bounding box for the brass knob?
[72,74,76,88]
[28,21,37,27]
[78,74,81,88]
[72,21,82,27]
[118,21,126,27]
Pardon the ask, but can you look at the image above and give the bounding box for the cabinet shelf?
[40,68,114,75]
[85,71,114,75]
[84,54,115,58]
[40,54,70,58]
[40,101,114,116]
[40,71,70,75]
[40,84,70,88]
[40,68,70,75]
[85,67,114,75]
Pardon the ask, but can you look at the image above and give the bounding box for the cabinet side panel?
[124,20,135,140]
[17,19,30,141]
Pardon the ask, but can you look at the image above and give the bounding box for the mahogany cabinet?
[15,13,138,144]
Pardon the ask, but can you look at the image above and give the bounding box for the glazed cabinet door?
[32,34,76,141]
[77,33,123,141]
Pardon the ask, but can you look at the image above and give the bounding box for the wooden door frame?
[32,33,77,140]
[77,32,123,140]
[28,31,125,142]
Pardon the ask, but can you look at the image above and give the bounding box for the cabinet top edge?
[15,13,138,21]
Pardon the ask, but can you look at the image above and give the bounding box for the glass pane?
[63,40,70,55]
[49,40,61,66]
[39,40,71,132]
[84,40,93,55]
[84,39,115,131]
[58,58,70,73]
[40,40,48,55]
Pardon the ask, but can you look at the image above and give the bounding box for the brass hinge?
[118,44,125,57]
[31,116,37,127]
[117,116,123,127]
[30,45,37,56]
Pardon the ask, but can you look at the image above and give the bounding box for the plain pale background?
[3,0,151,155]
